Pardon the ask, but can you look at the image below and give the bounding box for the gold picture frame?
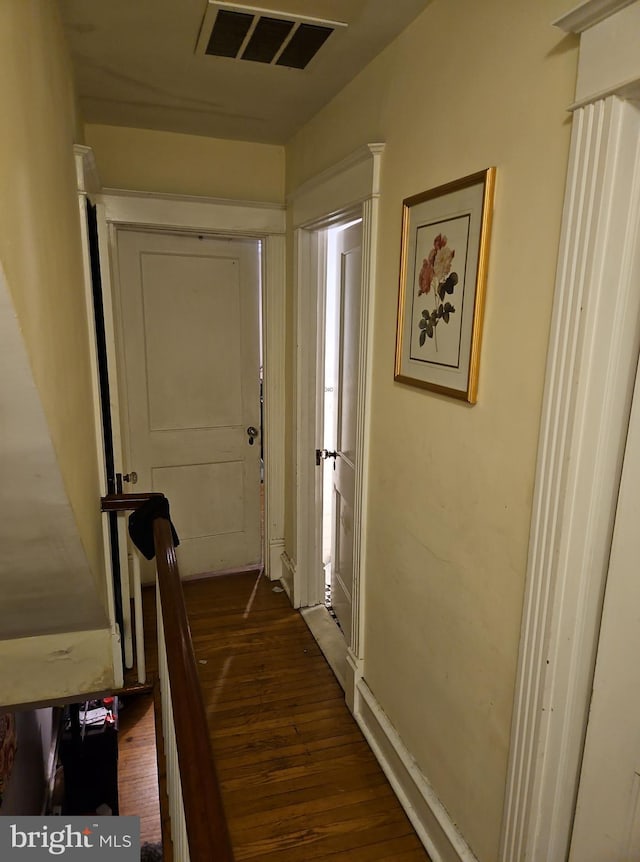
[394,168,495,403]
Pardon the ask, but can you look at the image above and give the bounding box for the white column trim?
[501,4,640,858]
[558,0,640,108]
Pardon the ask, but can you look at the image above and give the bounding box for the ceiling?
[59,0,431,144]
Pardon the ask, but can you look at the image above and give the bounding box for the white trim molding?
[262,233,287,578]
[96,189,287,580]
[501,4,640,860]
[350,192,380,664]
[354,680,478,862]
[561,1,640,109]
[292,223,327,610]
[98,187,285,235]
[289,143,385,227]
[279,551,296,603]
[267,539,285,583]
[73,146,124,689]
[554,0,636,33]
[73,144,100,195]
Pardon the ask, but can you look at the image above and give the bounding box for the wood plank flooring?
[118,572,431,860]
[184,571,431,862]
[118,590,170,857]
[117,693,162,846]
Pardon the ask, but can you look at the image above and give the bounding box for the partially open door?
[324,222,363,642]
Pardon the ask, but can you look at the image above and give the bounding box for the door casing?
[94,188,286,581]
[289,144,384,709]
[73,145,123,685]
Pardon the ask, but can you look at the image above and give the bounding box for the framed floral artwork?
[394,168,495,403]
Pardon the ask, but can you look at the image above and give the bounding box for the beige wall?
[0,0,107,603]
[85,124,285,202]
[286,1,577,859]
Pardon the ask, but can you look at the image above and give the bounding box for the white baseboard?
[280,551,295,603]
[354,680,478,862]
[345,648,362,715]
[267,538,285,581]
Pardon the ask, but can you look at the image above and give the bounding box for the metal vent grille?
[276,23,333,69]
[197,3,345,70]
[242,16,295,63]
[206,9,253,57]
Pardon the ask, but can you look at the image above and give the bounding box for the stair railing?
[101,492,234,862]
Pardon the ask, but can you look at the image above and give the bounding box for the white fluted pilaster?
[501,88,640,862]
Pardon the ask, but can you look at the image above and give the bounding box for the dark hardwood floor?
[117,692,162,846]
[185,571,431,862]
[117,588,169,856]
[119,571,431,861]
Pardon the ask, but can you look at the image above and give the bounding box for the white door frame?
[287,143,383,705]
[73,145,123,685]
[500,3,640,860]
[93,185,287,579]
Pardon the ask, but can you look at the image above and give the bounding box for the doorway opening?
[319,218,363,632]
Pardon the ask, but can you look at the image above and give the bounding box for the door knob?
[247,426,258,446]
[123,471,138,484]
[315,448,338,466]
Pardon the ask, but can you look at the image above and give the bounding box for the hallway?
[182,571,431,861]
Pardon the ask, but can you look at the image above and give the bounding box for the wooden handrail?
[100,492,164,512]
[101,493,235,862]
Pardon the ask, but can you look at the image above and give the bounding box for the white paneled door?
[569,353,640,861]
[117,229,262,578]
[329,222,362,642]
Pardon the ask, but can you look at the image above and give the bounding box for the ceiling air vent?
[196,2,345,70]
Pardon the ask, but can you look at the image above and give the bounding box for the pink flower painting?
[417,233,458,348]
